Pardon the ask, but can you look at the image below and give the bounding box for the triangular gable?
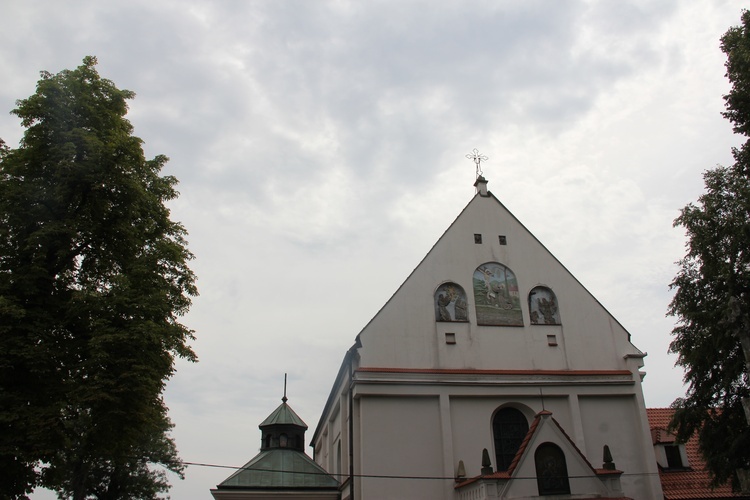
[355,189,638,349]
[457,411,627,499]
[350,187,642,372]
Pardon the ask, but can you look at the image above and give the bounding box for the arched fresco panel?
[473,263,523,326]
[528,286,561,325]
[434,282,468,322]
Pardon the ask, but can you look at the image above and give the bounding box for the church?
[213,170,664,499]
[309,173,662,499]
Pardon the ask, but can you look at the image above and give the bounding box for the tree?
[0,57,197,499]
[668,10,750,492]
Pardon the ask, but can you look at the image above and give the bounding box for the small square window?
[498,235,507,245]
[445,333,456,345]
[665,445,684,468]
[474,234,482,244]
[547,335,558,346]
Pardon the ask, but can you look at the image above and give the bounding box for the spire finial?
[481,448,493,475]
[466,148,488,179]
[282,373,288,403]
[603,445,616,470]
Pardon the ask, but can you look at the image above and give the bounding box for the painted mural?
[473,263,523,326]
[434,283,468,322]
[528,286,561,325]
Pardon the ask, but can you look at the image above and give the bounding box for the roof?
[646,408,749,499]
[259,401,308,429]
[216,448,339,489]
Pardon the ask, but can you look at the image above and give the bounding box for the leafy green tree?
[0,57,197,499]
[668,10,750,491]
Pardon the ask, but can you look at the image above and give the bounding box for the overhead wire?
[183,460,662,481]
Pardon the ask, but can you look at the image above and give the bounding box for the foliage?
[0,57,197,499]
[668,10,750,490]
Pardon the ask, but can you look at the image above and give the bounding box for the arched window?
[535,442,570,495]
[473,263,523,326]
[528,286,561,325]
[492,407,529,471]
[434,282,469,322]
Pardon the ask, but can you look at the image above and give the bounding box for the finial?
[466,148,488,179]
[456,460,466,482]
[282,373,288,403]
[603,445,616,470]
[481,448,493,475]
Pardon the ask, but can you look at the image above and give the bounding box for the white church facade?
[310,176,663,499]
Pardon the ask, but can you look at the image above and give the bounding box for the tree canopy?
[668,10,750,491]
[0,57,197,499]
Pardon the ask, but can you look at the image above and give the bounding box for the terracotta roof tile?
[646,408,748,500]
[503,411,541,475]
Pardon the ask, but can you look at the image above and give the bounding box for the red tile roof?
[646,408,748,499]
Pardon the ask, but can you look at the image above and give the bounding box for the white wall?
[359,396,447,500]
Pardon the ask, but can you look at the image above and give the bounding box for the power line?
[183,461,662,481]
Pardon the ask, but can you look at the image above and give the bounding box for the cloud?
[2,2,745,498]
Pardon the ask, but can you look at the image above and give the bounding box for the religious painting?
[528,286,561,325]
[473,262,523,326]
[434,282,469,322]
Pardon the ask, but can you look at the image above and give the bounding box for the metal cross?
[466,148,488,178]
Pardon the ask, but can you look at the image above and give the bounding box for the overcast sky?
[1,1,745,498]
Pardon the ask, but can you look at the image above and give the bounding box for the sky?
[0,1,745,498]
